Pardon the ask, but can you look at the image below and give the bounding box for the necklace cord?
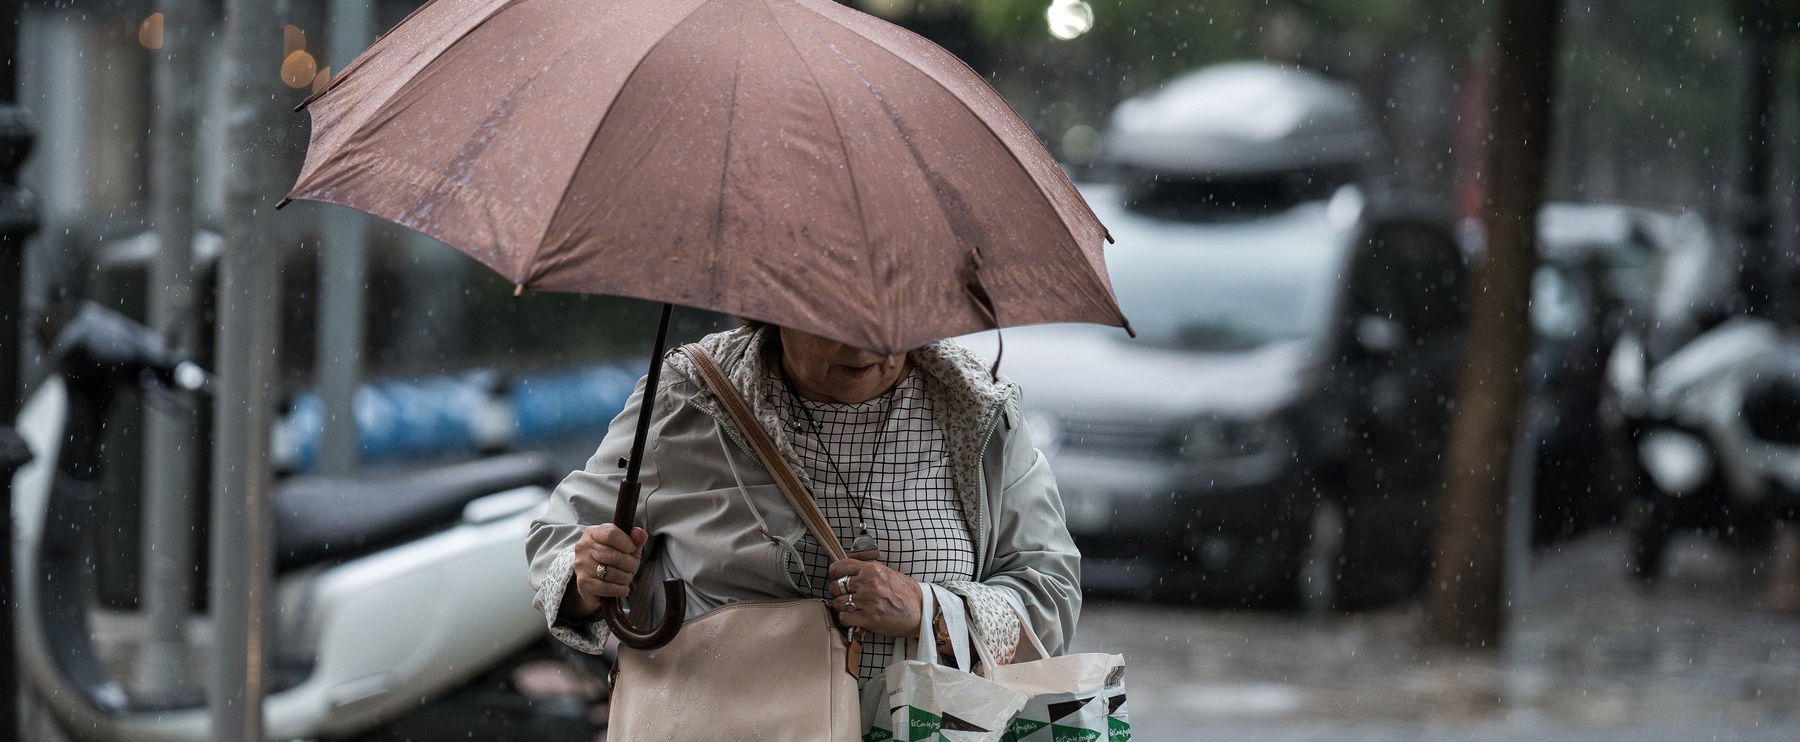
[781,368,898,552]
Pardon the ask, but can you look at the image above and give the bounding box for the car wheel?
[1220,527,1309,609]
[1334,491,1433,611]
[1238,531,1307,610]
[1156,524,1307,609]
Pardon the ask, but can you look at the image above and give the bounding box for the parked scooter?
[11,303,602,741]
[1609,315,1800,581]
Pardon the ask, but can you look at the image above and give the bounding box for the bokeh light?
[1045,0,1094,41]
[282,50,318,89]
[137,13,164,50]
[284,24,307,56]
[1060,124,1100,162]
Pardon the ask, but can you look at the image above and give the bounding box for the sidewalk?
[1075,529,1800,739]
[25,529,1798,740]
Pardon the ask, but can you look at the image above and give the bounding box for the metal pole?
[315,0,375,476]
[1739,0,1777,318]
[1504,417,1535,621]
[212,0,284,737]
[139,0,205,701]
[0,0,39,735]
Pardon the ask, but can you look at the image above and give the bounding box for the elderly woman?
[525,321,1079,731]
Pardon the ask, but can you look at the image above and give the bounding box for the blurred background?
[4,0,1800,740]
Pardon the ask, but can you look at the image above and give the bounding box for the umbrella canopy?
[286,0,1129,354]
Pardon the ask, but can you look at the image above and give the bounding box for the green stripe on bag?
[1004,717,1050,741]
[904,707,942,741]
[1050,725,1101,742]
[865,728,895,742]
[1107,716,1131,741]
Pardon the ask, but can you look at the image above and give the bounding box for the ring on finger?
[836,575,851,596]
[844,598,858,613]
[595,564,610,580]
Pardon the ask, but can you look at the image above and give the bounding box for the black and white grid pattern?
[774,368,976,685]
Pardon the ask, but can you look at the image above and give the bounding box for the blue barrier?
[282,360,644,472]
[512,361,643,443]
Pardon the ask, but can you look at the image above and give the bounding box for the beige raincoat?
[525,325,1080,679]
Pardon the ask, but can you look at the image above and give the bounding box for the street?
[29,526,1799,742]
[1072,530,1800,740]
[8,1,1800,740]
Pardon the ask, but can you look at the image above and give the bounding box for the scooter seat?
[274,452,560,571]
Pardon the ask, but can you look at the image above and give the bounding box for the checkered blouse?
[774,367,976,685]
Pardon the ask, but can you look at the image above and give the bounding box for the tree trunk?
[1425,0,1561,649]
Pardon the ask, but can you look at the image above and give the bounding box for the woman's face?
[778,327,908,404]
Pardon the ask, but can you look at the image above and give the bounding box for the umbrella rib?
[786,13,1006,339]
[761,0,878,312]
[530,0,721,283]
[302,0,521,150]
[709,54,743,302]
[789,0,1109,247]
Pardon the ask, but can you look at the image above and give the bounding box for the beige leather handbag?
[605,344,862,741]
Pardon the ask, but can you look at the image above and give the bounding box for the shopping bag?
[873,583,1029,742]
[990,654,1127,742]
[983,603,1129,742]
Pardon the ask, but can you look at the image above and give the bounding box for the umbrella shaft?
[603,304,684,651]
[614,481,642,529]
[617,302,674,527]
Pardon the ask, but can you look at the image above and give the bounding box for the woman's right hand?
[560,523,649,623]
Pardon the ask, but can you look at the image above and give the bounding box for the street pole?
[316,0,376,476]
[140,0,205,701]
[0,0,40,736]
[213,0,284,737]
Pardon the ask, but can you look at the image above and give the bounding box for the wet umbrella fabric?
[285,0,1129,354]
[284,0,1131,653]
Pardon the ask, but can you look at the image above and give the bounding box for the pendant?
[850,530,879,555]
[844,628,864,675]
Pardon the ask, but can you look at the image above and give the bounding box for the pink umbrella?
[284,0,1130,649]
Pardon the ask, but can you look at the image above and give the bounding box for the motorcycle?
[11,303,603,741]
[1609,316,1800,581]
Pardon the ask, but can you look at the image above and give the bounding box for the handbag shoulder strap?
[678,343,848,563]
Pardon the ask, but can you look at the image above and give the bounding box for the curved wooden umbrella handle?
[598,479,685,650]
[600,305,686,650]
[600,583,685,650]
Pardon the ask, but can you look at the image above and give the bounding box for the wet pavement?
[1074,529,1800,740]
[25,529,1800,741]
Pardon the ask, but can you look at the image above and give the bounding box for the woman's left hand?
[828,550,922,638]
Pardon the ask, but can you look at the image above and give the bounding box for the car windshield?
[1083,184,1348,352]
